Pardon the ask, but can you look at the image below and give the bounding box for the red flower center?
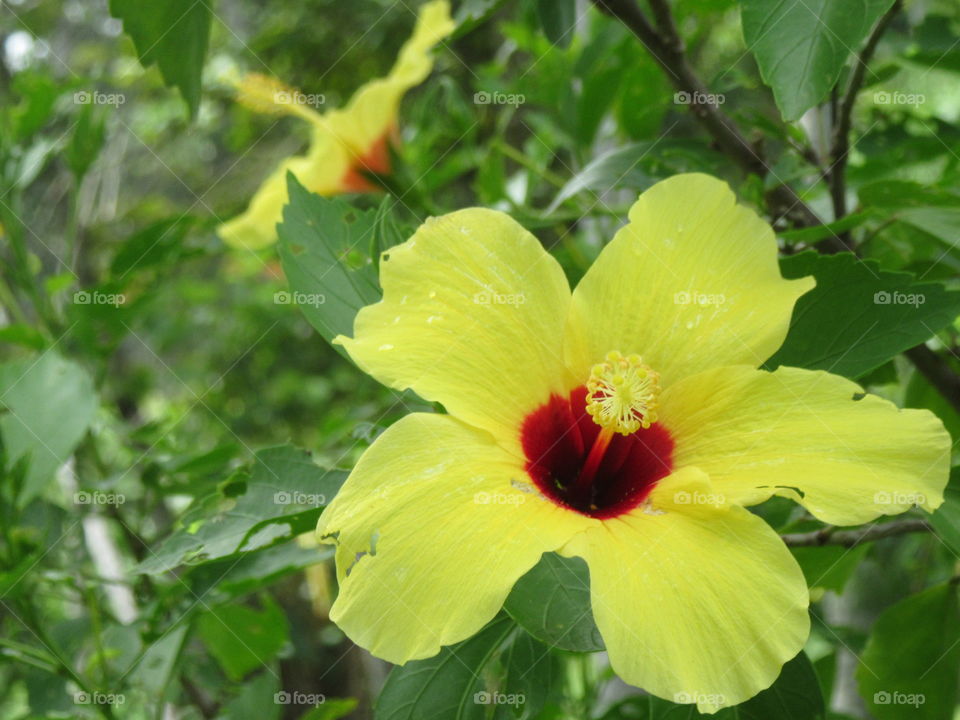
[521,386,674,519]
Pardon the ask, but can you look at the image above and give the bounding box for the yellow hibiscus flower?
[317,173,950,712]
[218,0,454,250]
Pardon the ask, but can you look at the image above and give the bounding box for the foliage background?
[0,0,959,718]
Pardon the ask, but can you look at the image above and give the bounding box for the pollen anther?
[586,351,661,434]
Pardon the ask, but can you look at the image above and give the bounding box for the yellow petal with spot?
[318,412,595,663]
[561,467,809,713]
[218,0,454,249]
[335,208,574,456]
[659,364,950,525]
[564,174,815,386]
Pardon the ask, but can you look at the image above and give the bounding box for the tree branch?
[591,0,829,235]
[905,344,960,415]
[829,0,902,239]
[781,518,932,547]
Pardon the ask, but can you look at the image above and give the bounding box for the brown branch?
[781,518,932,548]
[829,0,902,241]
[905,344,960,415]
[591,0,828,236]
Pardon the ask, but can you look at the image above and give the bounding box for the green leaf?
[547,141,726,212]
[375,615,515,720]
[857,583,960,720]
[108,0,211,116]
[493,630,561,720]
[300,699,361,720]
[503,553,604,652]
[536,0,577,48]
[198,596,289,681]
[217,672,281,720]
[139,445,345,573]
[547,143,658,212]
[929,468,960,557]
[735,652,825,720]
[741,0,895,120]
[766,252,960,378]
[277,175,384,355]
[65,102,106,180]
[110,216,197,277]
[897,206,960,249]
[791,544,870,594]
[0,351,97,504]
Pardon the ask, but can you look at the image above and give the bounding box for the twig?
[829,0,902,240]
[781,518,932,547]
[590,0,828,235]
[905,344,960,415]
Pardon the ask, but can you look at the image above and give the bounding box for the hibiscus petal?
[659,364,950,525]
[561,468,809,712]
[564,174,815,386]
[336,208,573,456]
[218,129,350,250]
[319,412,595,663]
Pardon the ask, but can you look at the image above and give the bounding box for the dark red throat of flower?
[521,386,674,519]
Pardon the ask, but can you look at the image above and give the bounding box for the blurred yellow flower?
[318,174,951,712]
[219,0,454,250]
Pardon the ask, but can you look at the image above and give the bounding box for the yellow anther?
[585,351,660,435]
